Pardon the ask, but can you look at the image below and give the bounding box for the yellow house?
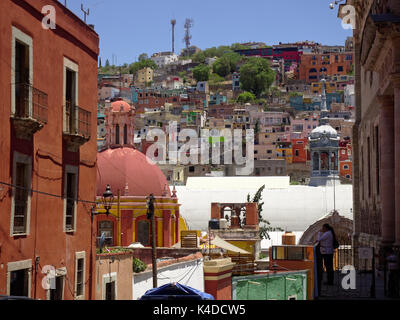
[95,191,188,248]
[276,142,293,164]
[311,81,336,94]
[135,67,153,85]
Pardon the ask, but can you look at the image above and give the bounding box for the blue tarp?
[139,283,215,300]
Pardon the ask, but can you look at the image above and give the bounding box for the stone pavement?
[317,270,398,300]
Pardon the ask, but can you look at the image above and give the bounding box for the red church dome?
[97,147,170,197]
[111,100,132,112]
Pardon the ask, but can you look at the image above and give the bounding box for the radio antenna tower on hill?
[171,19,176,54]
[183,18,194,56]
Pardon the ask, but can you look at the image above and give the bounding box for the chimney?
[282,231,296,245]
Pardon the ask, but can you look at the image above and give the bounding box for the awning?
[140,283,214,300]
[211,235,251,254]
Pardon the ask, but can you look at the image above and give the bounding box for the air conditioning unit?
[219,219,228,229]
[208,219,219,230]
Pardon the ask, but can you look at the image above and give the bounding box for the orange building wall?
[299,53,353,83]
[0,0,99,300]
[340,161,353,179]
[95,253,133,300]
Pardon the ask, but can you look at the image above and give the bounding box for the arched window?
[313,152,319,171]
[137,220,150,246]
[321,152,329,171]
[331,152,337,171]
[123,124,128,145]
[115,124,120,145]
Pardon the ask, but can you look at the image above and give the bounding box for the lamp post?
[331,152,336,212]
[329,0,345,10]
[89,184,114,300]
[147,193,158,288]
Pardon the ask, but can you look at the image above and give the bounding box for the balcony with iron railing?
[63,100,91,151]
[11,83,48,139]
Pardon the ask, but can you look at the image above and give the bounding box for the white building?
[172,176,353,248]
[344,84,355,107]
[151,52,178,68]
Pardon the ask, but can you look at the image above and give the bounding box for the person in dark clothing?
[316,224,337,285]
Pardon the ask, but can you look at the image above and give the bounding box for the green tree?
[237,91,256,103]
[230,43,248,51]
[105,59,110,67]
[192,51,206,64]
[289,92,303,98]
[348,64,354,76]
[213,52,241,77]
[269,86,281,97]
[239,57,275,98]
[129,59,158,76]
[209,73,225,84]
[193,64,210,82]
[246,185,283,240]
[138,53,149,62]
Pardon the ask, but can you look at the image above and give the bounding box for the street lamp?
[329,0,345,9]
[91,184,114,219]
[102,184,114,215]
[146,193,158,289]
[331,152,336,212]
[89,184,114,300]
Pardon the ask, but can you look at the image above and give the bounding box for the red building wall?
[291,138,308,163]
[0,0,99,300]
[339,141,353,179]
[204,271,232,300]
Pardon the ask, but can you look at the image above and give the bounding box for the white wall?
[260,231,304,249]
[173,180,353,233]
[132,258,204,300]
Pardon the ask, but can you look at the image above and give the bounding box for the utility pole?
[147,194,157,288]
[171,19,176,54]
[81,4,90,23]
[332,151,336,212]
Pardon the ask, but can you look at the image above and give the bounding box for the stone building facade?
[338,0,400,259]
[0,0,99,299]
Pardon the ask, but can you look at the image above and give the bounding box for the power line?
[0,181,96,205]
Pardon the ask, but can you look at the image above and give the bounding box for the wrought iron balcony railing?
[64,101,91,138]
[14,83,48,124]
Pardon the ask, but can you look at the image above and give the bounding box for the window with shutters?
[64,166,78,232]
[11,152,32,236]
[11,27,33,118]
[98,220,114,246]
[74,252,85,300]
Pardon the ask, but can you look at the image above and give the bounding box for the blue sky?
[61,0,352,65]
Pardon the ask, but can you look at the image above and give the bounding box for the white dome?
[310,125,337,138]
